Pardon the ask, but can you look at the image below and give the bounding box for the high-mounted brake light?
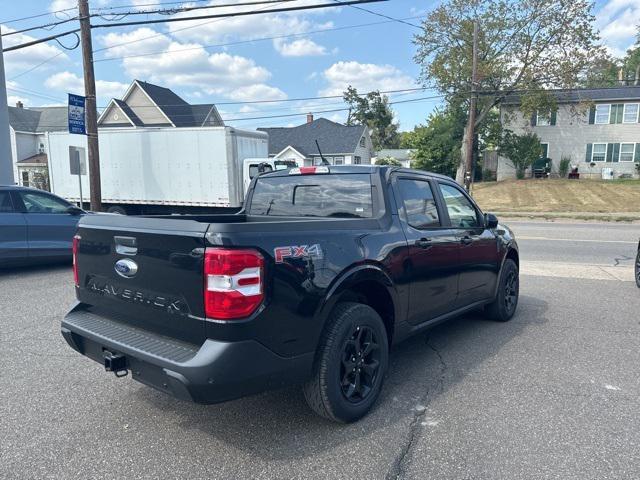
[204,248,264,320]
[289,166,330,175]
[72,235,81,287]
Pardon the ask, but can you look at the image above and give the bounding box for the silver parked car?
[0,186,84,267]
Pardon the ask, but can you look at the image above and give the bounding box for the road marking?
[520,260,635,282]
[517,235,637,244]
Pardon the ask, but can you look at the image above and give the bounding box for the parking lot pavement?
[1,221,639,480]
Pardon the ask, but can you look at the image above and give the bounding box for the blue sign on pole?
[68,93,86,135]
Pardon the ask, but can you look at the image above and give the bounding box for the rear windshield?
[248,173,373,218]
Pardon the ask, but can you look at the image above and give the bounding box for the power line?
[4,0,378,53]
[91,0,214,11]
[331,0,422,29]
[5,93,445,129]
[0,7,77,26]
[95,0,294,53]
[94,14,427,63]
[100,0,298,17]
[89,0,387,29]
[1,16,78,37]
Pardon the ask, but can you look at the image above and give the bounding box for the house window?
[594,105,610,124]
[591,143,607,162]
[620,143,636,162]
[333,156,344,165]
[540,143,549,158]
[21,171,30,187]
[359,137,365,148]
[536,112,551,126]
[354,156,362,165]
[623,104,639,123]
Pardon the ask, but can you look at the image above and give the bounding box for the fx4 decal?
[274,244,323,263]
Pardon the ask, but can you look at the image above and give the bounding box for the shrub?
[559,156,571,178]
[499,130,542,180]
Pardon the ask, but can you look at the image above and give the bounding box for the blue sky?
[2,0,639,131]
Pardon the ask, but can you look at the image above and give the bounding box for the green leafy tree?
[404,107,467,178]
[499,131,542,179]
[623,26,640,82]
[343,86,401,150]
[375,157,403,166]
[414,0,607,184]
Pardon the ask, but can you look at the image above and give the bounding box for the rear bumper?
[61,307,313,404]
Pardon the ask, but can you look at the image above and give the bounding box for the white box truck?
[47,127,293,214]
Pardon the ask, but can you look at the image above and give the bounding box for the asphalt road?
[1,221,639,480]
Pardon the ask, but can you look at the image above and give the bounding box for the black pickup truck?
[62,165,519,422]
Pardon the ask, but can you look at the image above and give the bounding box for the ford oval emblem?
[114,258,138,278]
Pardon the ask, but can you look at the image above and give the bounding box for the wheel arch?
[315,264,399,346]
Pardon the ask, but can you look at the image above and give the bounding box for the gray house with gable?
[499,86,640,180]
[258,115,373,167]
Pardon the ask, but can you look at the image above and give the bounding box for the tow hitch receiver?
[104,350,128,377]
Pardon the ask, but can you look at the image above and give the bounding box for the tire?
[106,205,127,215]
[635,249,640,288]
[484,258,519,322]
[303,302,389,423]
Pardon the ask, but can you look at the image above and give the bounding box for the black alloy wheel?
[340,325,381,403]
[504,269,518,315]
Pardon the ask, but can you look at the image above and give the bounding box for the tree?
[499,131,542,179]
[414,0,607,184]
[404,106,466,178]
[622,26,640,83]
[375,157,403,166]
[343,86,401,150]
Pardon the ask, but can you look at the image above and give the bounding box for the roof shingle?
[258,118,366,157]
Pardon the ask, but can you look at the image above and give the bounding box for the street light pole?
[0,32,15,186]
[78,0,102,211]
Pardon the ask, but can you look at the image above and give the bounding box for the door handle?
[414,238,432,248]
[460,235,473,245]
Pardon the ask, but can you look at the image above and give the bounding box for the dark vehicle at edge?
[0,185,84,267]
[635,240,640,288]
[61,166,520,422]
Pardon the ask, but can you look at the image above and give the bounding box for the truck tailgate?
[74,214,209,344]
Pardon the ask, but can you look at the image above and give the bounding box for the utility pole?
[0,32,15,185]
[78,0,102,211]
[463,20,479,193]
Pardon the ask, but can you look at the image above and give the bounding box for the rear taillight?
[72,235,81,287]
[204,248,264,320]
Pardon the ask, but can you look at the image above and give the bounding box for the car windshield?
[248,173,373,218]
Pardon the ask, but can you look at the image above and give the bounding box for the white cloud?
[49,0,77,12]
[98,28,286,101]
[596,0,640,57]
[319,61,415,96]
[164,0,333,55]
[274,38,327,57]
[44,71,129,102]
[0,25,69,75]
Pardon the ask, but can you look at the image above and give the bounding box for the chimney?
[618,68,624,85]
[16,101,23,109]
[306,113,314,124]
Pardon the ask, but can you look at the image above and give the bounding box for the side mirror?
[66,205,84,216]
[485,213,499,229]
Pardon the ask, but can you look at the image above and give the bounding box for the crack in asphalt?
[613,254,632,267]
[385,335,448,480]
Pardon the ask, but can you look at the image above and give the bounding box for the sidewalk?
[494,211,640,222]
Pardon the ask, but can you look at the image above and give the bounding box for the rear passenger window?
[0,191,14,212]
[398,179,440,229]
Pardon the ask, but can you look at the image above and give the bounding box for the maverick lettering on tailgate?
[87,276,189,316]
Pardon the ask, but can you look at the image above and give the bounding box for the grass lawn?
[472,179,640,215]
